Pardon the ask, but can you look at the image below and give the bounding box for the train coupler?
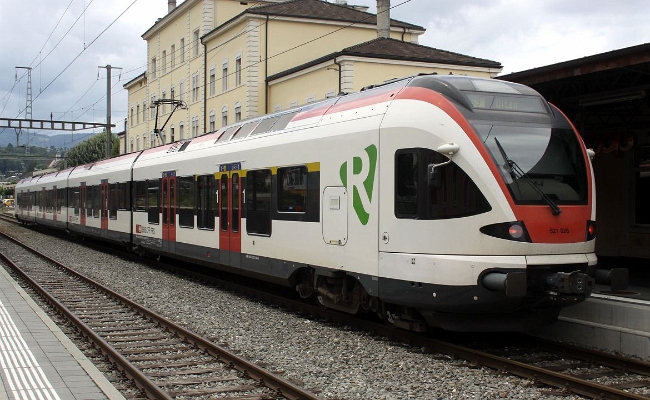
[545,271,594,304]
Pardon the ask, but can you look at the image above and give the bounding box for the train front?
[381,75,596,331]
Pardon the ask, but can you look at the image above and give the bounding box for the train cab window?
[246,169,272,235]
[178,176,195,228]
[147,179,160,224]
[278,166,307,213]
[197,174,215,230]
[395,148,491,220]
[135,181,147,211]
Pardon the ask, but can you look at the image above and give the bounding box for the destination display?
[465,93,546,113]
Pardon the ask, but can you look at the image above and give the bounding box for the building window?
[192,72,199,102]
[130,138,134,152]
[162,50,167,74]
[170,86,175,100]
[209,67,215,96]
[150,133,155,148]
[191,117,198,138]
[209,112,215,132]
[136,136,140,151]
[180,38,185,63]
[179,122,184,139]
[170,45,175,69]
[179,80,184,102]
[130,108,134,127]
[151,57,156,79]
[170,125,175,142]
[150,95,156,119]
[222,61,228,92]
[193,29,199,57]
[136,105,140,124]
[235,103,241,122]
[143,101,147,121]
[235,55,242,86]
[221,107,228,127]
[162,90,167,113]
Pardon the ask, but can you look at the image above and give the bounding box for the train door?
[80,182,87,227]
[100,180,109,230]
[218,166,242,268]
[162,171,177,253]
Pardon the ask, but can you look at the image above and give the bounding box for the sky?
[1,0,649,145]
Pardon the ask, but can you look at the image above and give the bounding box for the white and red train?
[16,74,596,331]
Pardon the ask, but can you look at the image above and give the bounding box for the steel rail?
[0,230,322,400]
[0,248,173,400]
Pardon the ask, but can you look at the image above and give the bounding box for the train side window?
[197,174,215,230]
[178,176,195,228]
[246,169,272,235]
[395,151,420,218]
[86,186,94,217]
[117,182,128,211]
[427,151,491,219]
[395,148,491,220]
[57,188,65,214]
[92,185,100,218]
[135,181,147,211]
[109,184,118,219]
[72,188,80,216]
[278,166,307,213]
[147,179,160,224]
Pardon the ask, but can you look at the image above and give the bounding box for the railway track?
[0,226,321,400]
[2,218,650,399]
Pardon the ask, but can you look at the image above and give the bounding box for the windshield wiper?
[494,137,562,215]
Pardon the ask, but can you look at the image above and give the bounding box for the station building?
[122,0,502,154]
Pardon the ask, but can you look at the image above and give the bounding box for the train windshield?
[474,124,588,205]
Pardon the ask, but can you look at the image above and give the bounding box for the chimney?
[168,0,176,14]
[376,0,390,39]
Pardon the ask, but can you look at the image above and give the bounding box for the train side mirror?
[428,143,459,188]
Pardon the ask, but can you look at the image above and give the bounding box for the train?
[15,74,596,332]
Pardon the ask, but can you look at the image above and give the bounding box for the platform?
[0,266,125,400]
[533,283,650,361]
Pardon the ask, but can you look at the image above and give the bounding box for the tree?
[63,132,119,168]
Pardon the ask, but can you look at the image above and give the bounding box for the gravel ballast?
[1,223,585,400]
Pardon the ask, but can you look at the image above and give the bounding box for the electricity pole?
[99,64,122,159]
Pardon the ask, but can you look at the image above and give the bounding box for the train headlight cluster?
[480,221,531,242]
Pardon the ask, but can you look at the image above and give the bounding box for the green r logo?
[339,144,377,225]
